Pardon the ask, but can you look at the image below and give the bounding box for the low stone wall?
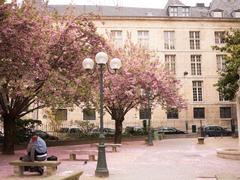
[217,148,240,160]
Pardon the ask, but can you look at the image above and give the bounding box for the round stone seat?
[216,148,240,160]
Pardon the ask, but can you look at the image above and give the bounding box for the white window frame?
[215,31,225,44]
[192,81,203,102]
[182,7,190,17]
[111,30,123,48]
[137,30,149,48]
[191,55,201,75]
[213,11,223,18]
[165,55,176,74]
[219,91,229,102]
[169,7,178,16]
[164,31,175,50]
[234,11,240,18]
[189,31,200,50]
[216,55,226,71]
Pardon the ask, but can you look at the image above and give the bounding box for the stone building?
[30,0,240,132]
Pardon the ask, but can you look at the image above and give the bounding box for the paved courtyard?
[1,137,240,180]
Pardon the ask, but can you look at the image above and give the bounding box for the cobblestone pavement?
[1,137,240,180]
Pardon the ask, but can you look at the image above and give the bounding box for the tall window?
[189,31,200,50]
[220,107,231,118]
[169,7,178,16]
[219,91,229,101]
[192,81,203,101]
[182,7,190,17]
[111,30,123,48]
[215,31,225,44]
[55,109,67,121]
[193,107,205,119]
[167,108,179,119]
[83,108,96,120]
[137,30,149,48]
[191,55,201,75]
[216,55,226,71]
[165,55,176,74]
[139,108,151,119]
[164,31,175,50]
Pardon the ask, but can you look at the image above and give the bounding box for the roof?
[48,5,166,17]
[210,0,240,17]
[47,0,240,19]
[164,0,185,9]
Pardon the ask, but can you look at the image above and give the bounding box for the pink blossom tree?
[99,40,186,143]
[0,1,108,154]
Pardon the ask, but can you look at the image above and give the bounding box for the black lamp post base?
[147,129,153,146]
[147,136,153,146]
[95,143,109,177]
[95,169,109,177]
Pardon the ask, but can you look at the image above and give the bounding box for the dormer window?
[169,7,178,16]
[182,7,190,17]
[212,11,223,18]
[234,11,240,18]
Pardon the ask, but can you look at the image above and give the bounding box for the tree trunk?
[114,119,123,144]
[2,115,16,154]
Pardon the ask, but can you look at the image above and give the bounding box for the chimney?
[196,3,205,7]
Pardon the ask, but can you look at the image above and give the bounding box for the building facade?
[28,0,240,132]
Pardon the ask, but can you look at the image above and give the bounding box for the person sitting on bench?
[20,132,47,175]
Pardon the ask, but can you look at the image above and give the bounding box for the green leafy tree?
[215,30,240,100]
[15,119,42,144]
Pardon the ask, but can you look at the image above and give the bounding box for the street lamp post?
[82,52,122,177]
[183,71,188,133]
[141,88,153,146]
[146,89,153,146]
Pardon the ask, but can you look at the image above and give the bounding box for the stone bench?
[91,143,122,152]
[105,143,122,152]
[65,150,98,161]
[45,170,83,180]
[9,160,61,176]
[215,173,238,180]
[216,148,240,160]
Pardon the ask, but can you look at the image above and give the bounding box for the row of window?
[167,6,240,18]
[111,30,225,49]
[54,108,96,121]
[141,107,231,120]
[192,80,229,102]
[165,54,225,75]
[168,7,190,17]
[54,107,231,121]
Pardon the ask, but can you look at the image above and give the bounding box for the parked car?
[59,127,69,133]
[59,127,82,135]
[201,125,231,137]
[33,130,59,141]
[124,126,145,135]
[156,127,185,134]
[90,128,115,136]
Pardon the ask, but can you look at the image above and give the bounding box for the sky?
[10,0,213,8]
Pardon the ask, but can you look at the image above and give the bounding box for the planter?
[197,137,204,144]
